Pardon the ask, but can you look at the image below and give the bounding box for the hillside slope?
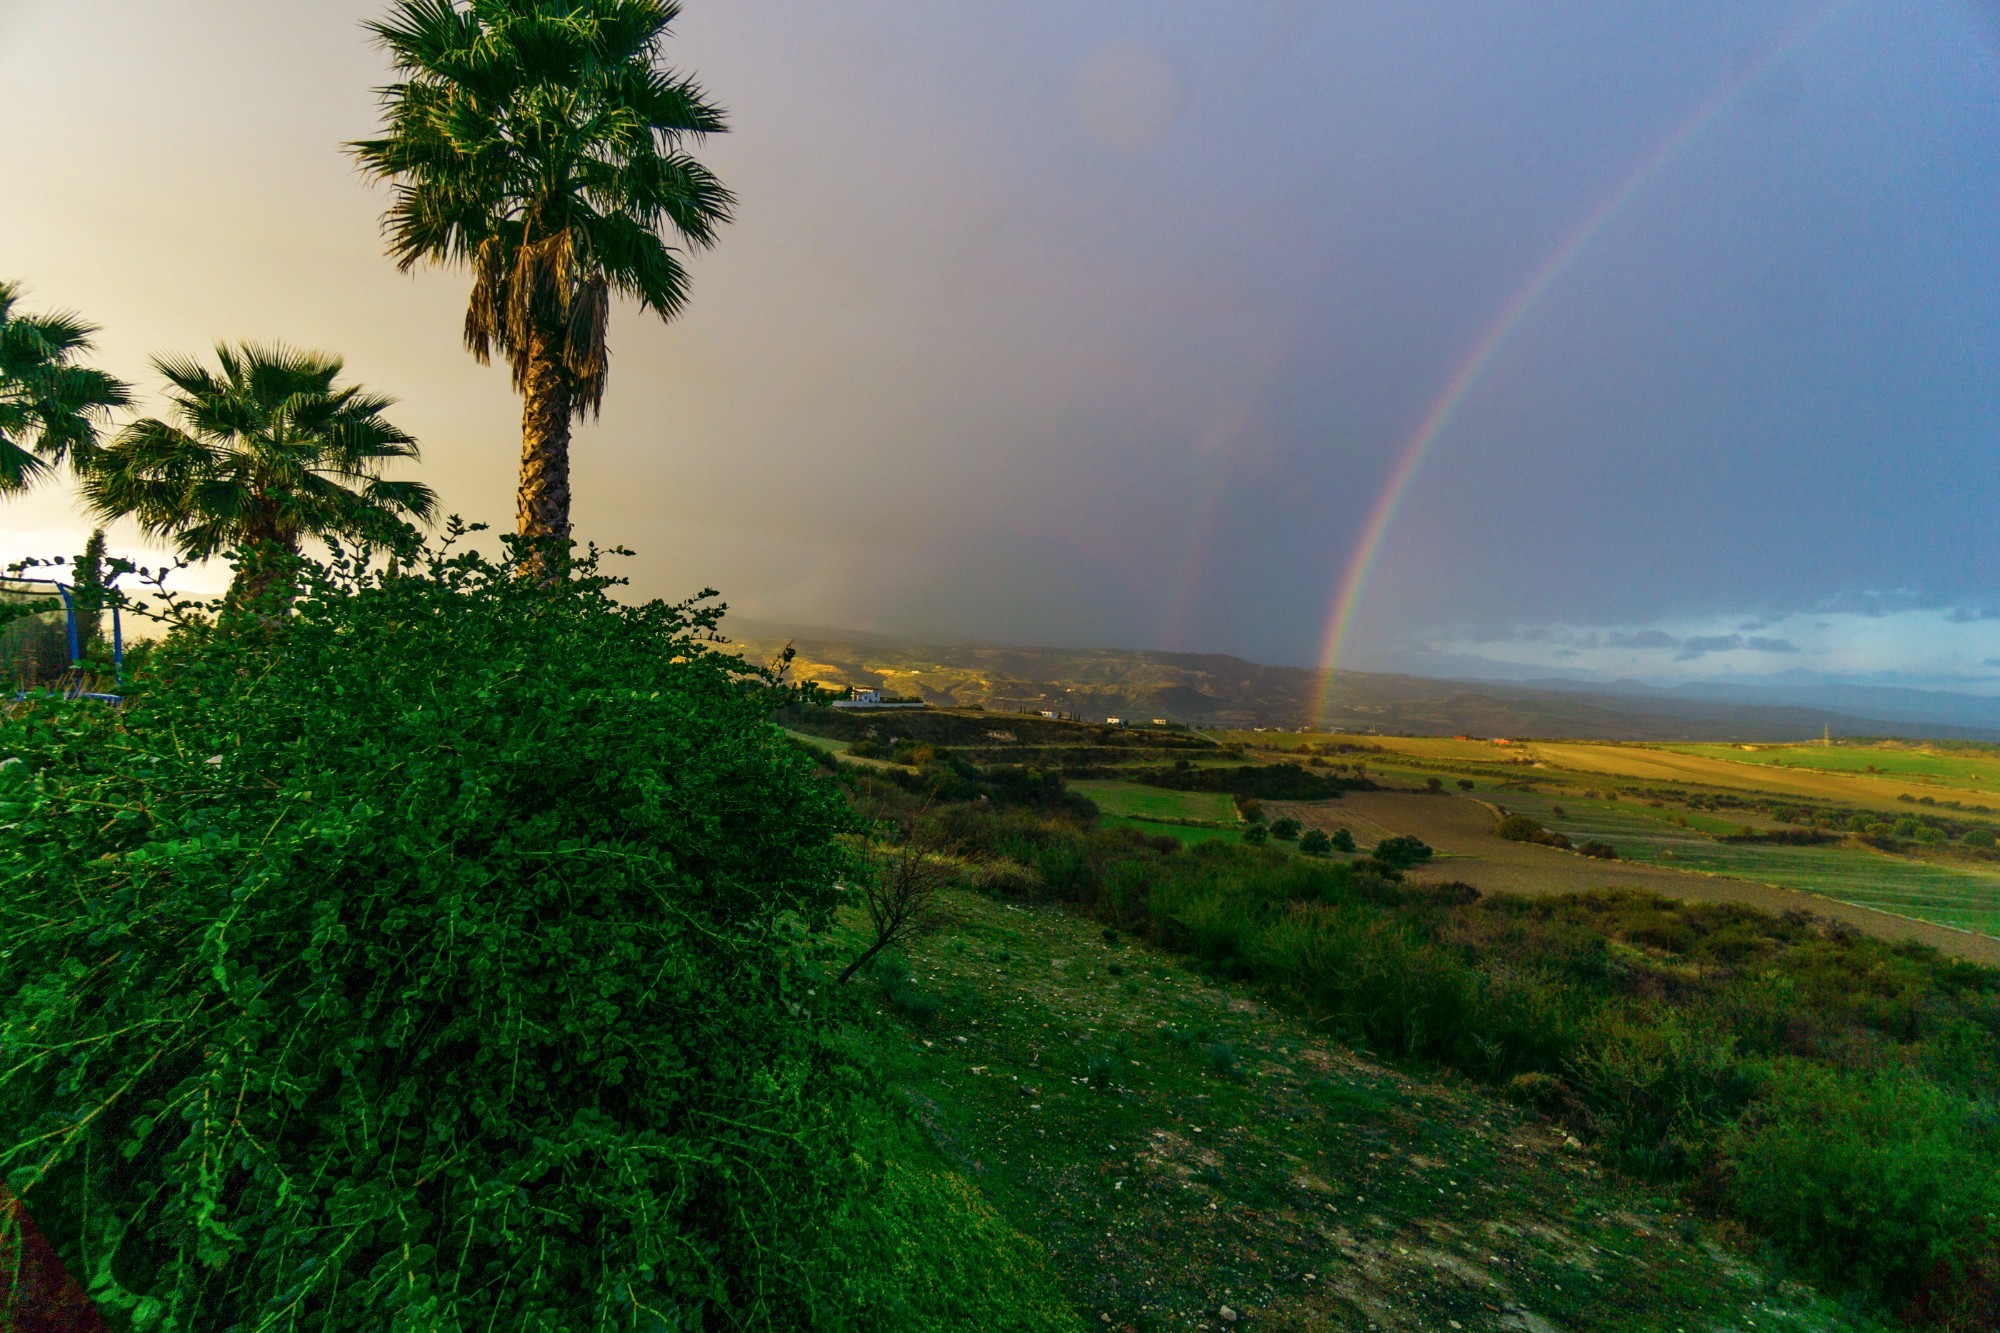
[851,888,1875,1330]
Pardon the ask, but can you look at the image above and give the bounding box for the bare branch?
[838,819,952,986]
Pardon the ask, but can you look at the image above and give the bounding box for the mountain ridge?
[724,624,2000,741]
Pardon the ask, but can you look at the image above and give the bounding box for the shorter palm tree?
[0,279,131,494]
[83,343,436,601]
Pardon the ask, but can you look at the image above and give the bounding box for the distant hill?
[724,626,2000,742]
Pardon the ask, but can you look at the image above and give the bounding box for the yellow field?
[1281,734,2000,815]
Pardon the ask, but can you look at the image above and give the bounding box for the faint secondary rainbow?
[1310,1,1849,726]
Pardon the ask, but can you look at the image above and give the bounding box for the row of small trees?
[0,0,734,590]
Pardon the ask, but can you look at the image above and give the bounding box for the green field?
[1069,779,1236,825]
[1498,791,2000,936]
[1665,741,2000,791]
[1100,815,1246,846]
[779,725,851,754]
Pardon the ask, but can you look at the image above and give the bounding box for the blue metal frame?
[3,574,126,696]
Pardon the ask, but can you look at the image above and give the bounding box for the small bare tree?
[839,823,951,985]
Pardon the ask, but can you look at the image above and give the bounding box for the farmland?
[1263,792,2000,962]
[1665,740,2000,790]
[1325,734,2000,815]
[1066,779,1237,826]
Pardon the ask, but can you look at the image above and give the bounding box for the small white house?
[1105,717,1123,726]
[831,687,881,709]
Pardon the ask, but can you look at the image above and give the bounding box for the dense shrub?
[1137,762,1364,800]
[1724,1061,2000,1309]
[1269,816,1302,841]
[1494,812,1571,849]
[1297,828,1331,856]
[0,536,971,1330]
[1370,835,1432,870]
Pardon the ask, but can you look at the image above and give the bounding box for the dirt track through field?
[1268,793,2000,966]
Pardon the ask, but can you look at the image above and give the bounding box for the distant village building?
[1039,709,1059,719]
[831,687,926,711]
[1104,717,1123,726]
[1151,718,1169,727]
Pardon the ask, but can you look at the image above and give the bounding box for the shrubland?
[0,534,1074,1331]
[873,789,2000,1328]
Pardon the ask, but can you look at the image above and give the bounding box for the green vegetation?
[1369,833,1433,870]
[351,0,734,544]
[0,539,1072,1329]
[887,797,1999,1325]
[3,1,1994,1323]
[0,279,129,495]
[1137,760,1361,800]
[843,885,1877,1329]
[1067,778,1236,825]
[1496,810,1572,848]
[1669,741,2000,790]
[1504,791,2000,936]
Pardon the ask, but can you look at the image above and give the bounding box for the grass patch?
[1070,778,1236,824]
[841,887,1882,1330]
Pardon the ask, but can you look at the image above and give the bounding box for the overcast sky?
[4,1,1999,691]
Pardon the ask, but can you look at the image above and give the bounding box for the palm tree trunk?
[517,326,573,545]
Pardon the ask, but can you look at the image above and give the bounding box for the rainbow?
[1310,1,1850,726]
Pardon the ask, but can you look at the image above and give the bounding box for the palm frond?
[0,282,129,491]
[353,0,732,443]
[85,343,430,559]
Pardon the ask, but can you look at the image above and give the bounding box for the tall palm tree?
[0,280,130,494]
[82,343,436,601]
[350,0,735,548]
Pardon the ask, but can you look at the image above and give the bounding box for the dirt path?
[1268,792,2000,966]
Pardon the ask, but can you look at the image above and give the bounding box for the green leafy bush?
[1329,827,1356,853]
[0,535,892,1329]
[1724,1060,2000,1309]
[1494,813,1570,849]
[1370,834,1432,870]
[1297,828,1331,856]
[1268,816,1301,841]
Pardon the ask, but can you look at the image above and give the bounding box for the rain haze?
[4,0,1999,696]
